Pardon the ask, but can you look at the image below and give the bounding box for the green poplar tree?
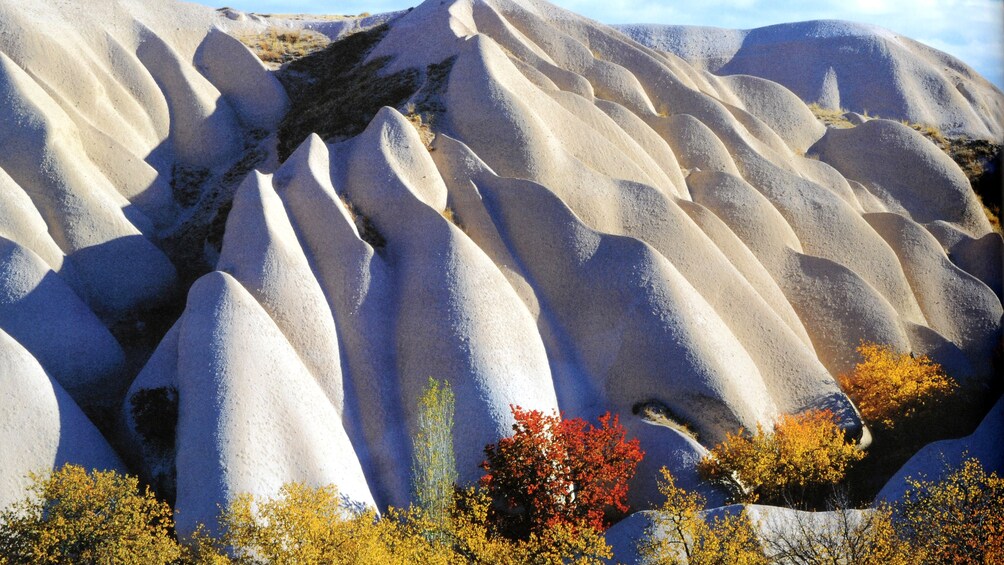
[412,377,458,532]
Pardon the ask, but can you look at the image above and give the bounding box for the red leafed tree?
[480,406,644,540]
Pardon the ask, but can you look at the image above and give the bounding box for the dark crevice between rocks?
[910,128,1002,232]
[340,196,387,251]
[950,138,1001,232]
[844,378,1000,507]
[161,129,272,290]
[129,386,179,503]
[277,24,420,161]
[170,165,210,208]
[410,55,455,117]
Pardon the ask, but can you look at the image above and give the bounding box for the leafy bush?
[638,467,766,565]
[838,342,957,430]
[645,456,1003,565]
[207,393,614,564]
[0,464,182,564]
[697,410,863,504]
[480,407,644,539]
[211,481,610,564]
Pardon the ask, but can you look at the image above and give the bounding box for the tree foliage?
[210,482,610,564]
[838,342,957,430]
[895,456,1004,564]
[697,410,864,504]
[0,464,182,565]
[217,482,443,565]
[638,467,766,565]
[447,486,611,565]
[759,499,914,565]
[480,407,644,539]
[412,377,457,533]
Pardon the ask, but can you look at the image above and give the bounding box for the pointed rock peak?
[173,269,374,536]
[273,137,363,246]
[229,170,275,218]
[184,270,242,316]
[195,27,289,131]
[350,106,448,211]
[367,0,474,73]
[430,133,498,182]
[278,133,329,183]
[818,67,840,110]
[218,171,287,272]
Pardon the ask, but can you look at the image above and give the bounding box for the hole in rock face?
[632,399,699,441]
[130,386,179,454]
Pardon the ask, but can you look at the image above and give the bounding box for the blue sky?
[203,0,1004,88]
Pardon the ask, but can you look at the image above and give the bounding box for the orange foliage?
[697,410,863,503]
[838,342,956,429]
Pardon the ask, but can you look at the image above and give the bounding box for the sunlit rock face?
[617,20,1004,140]
[0,0,999,532]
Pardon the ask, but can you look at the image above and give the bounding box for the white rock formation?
[0,238,126,408]
[0,0,287,508]
[0,329,124,510]
[0,0,1000,534]
[617,20,1004,139]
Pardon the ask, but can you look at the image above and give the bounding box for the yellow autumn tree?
[412,377,457,536]
[838,342,957,430]
[759,500,918,565]
[213,481,611,564]
[895,456,1004,564]
[0,464,182,565]
[217,482,446,565]
[637,467,766,565]
[447,486,611,565]
[697,410,863,504]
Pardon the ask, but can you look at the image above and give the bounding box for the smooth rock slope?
[617,20,1004,139]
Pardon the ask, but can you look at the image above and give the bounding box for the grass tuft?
[238,28,330,67]
[808,103,853,128]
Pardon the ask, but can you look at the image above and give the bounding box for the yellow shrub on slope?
[698,410,863,504]
[839,342,956,429]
